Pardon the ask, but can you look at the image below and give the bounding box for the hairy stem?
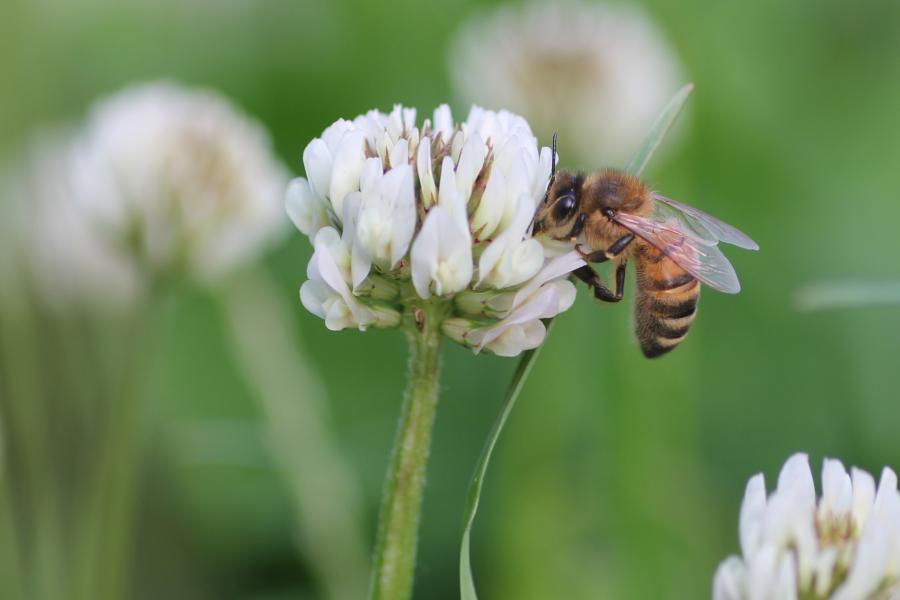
[369,302,446,600]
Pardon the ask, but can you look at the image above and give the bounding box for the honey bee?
[533,162,758,358]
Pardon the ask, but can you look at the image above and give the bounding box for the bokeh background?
[3,0,900,599]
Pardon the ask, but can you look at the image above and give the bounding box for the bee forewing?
[612,211,742,294]
[652,193,759,251]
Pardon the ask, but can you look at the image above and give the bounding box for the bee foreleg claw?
[572,265,624,303]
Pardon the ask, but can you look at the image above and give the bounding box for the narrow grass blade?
[460,85,694,599]
[795,280,900,311]
[625,83,694,177]
[459,323,551,600]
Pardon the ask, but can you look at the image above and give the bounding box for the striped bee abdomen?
[633,260,700,358]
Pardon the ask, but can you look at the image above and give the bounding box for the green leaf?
[795,280,900,311]
[459,85,694,600]
[459,323,551,600]
[625,83,694,177]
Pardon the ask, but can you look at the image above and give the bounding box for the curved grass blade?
[460,84,694,599]
[460,322,552,600]
[625,83,694,177]
[796,280,900,311]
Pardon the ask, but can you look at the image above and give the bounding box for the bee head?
[533,170,584,240]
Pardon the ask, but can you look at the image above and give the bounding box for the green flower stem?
[370,300,448,600]
[93,297,160,600]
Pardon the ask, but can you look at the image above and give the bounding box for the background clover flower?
[287,104,584,357]
[1,81,369,600]
[19,81,289,307]
[714,453,900,600]
[448,1,682,167]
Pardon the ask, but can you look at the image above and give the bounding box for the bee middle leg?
[573,262,627,303]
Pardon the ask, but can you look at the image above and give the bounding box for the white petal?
[389,138,409,169]
[876,467,899,513]
[311,227,371,326]
[712,556,747,600]
[455,133,487,203]
[302,137,333,201]
[360,156,383,194]
[483,319,546,357]
[777,452,816,506]
[832,525,890,600]
[791,515,817,593]
[387,165,416,268]
[386,105,404,142]
[821,458,852,517]
[471,165,507,240]
[285,177,322,236]
[739,473,767,559]
[299,279,329,320]
[322,296,357,331]
[437,155,467,228]
[772,553,798,600]
[433,104,453,142]
[320,118,353,152]
[469,283,560,350]
[813,547,838,597]
[747,544,778,600]
[548,279,577,313]
[511,250,585,308]
[432,209,473,295]
[410,207,440,299]
[417,136,436,207]
[851,467,877,531]
[328,130,366,215]
[401,107,417,132]
[477,195,544,289]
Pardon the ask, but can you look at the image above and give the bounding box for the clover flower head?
[449,1,682,166]
[9,82,289,307]
[714,453,900,600]
[10,134,140,308]
[75,82,289,280]
[287,104,584,356]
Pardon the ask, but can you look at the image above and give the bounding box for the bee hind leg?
[572,263,626,303]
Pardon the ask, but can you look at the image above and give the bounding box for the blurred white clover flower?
[714,453,900,600]
[11,82,289,307]
[449,1,682,167]
[287,104,584,356]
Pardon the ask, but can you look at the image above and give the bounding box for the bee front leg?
[581,233,635,263]
[572,265,623,303]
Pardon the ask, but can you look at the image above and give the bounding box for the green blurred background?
[3,0,900,598]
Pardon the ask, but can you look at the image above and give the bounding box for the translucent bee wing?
[612,211,742,294]
[650,200,718,246]
[652,193,759,250]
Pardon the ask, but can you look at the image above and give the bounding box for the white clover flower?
[449,1,682,167]
[3,133,142,308]
[9,82,289,306]
[287,104,584,357]
[714,453,900,600]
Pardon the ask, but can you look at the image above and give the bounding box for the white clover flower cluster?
[714,453,900,600]
[449,1,681,167]
[14,82,289,307]
[286,105,584,356]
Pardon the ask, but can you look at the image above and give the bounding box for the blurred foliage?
[2,0,900,598]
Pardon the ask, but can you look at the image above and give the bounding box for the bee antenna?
[551,132,558,178]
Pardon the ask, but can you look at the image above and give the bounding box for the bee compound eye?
[553,193,576,221]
